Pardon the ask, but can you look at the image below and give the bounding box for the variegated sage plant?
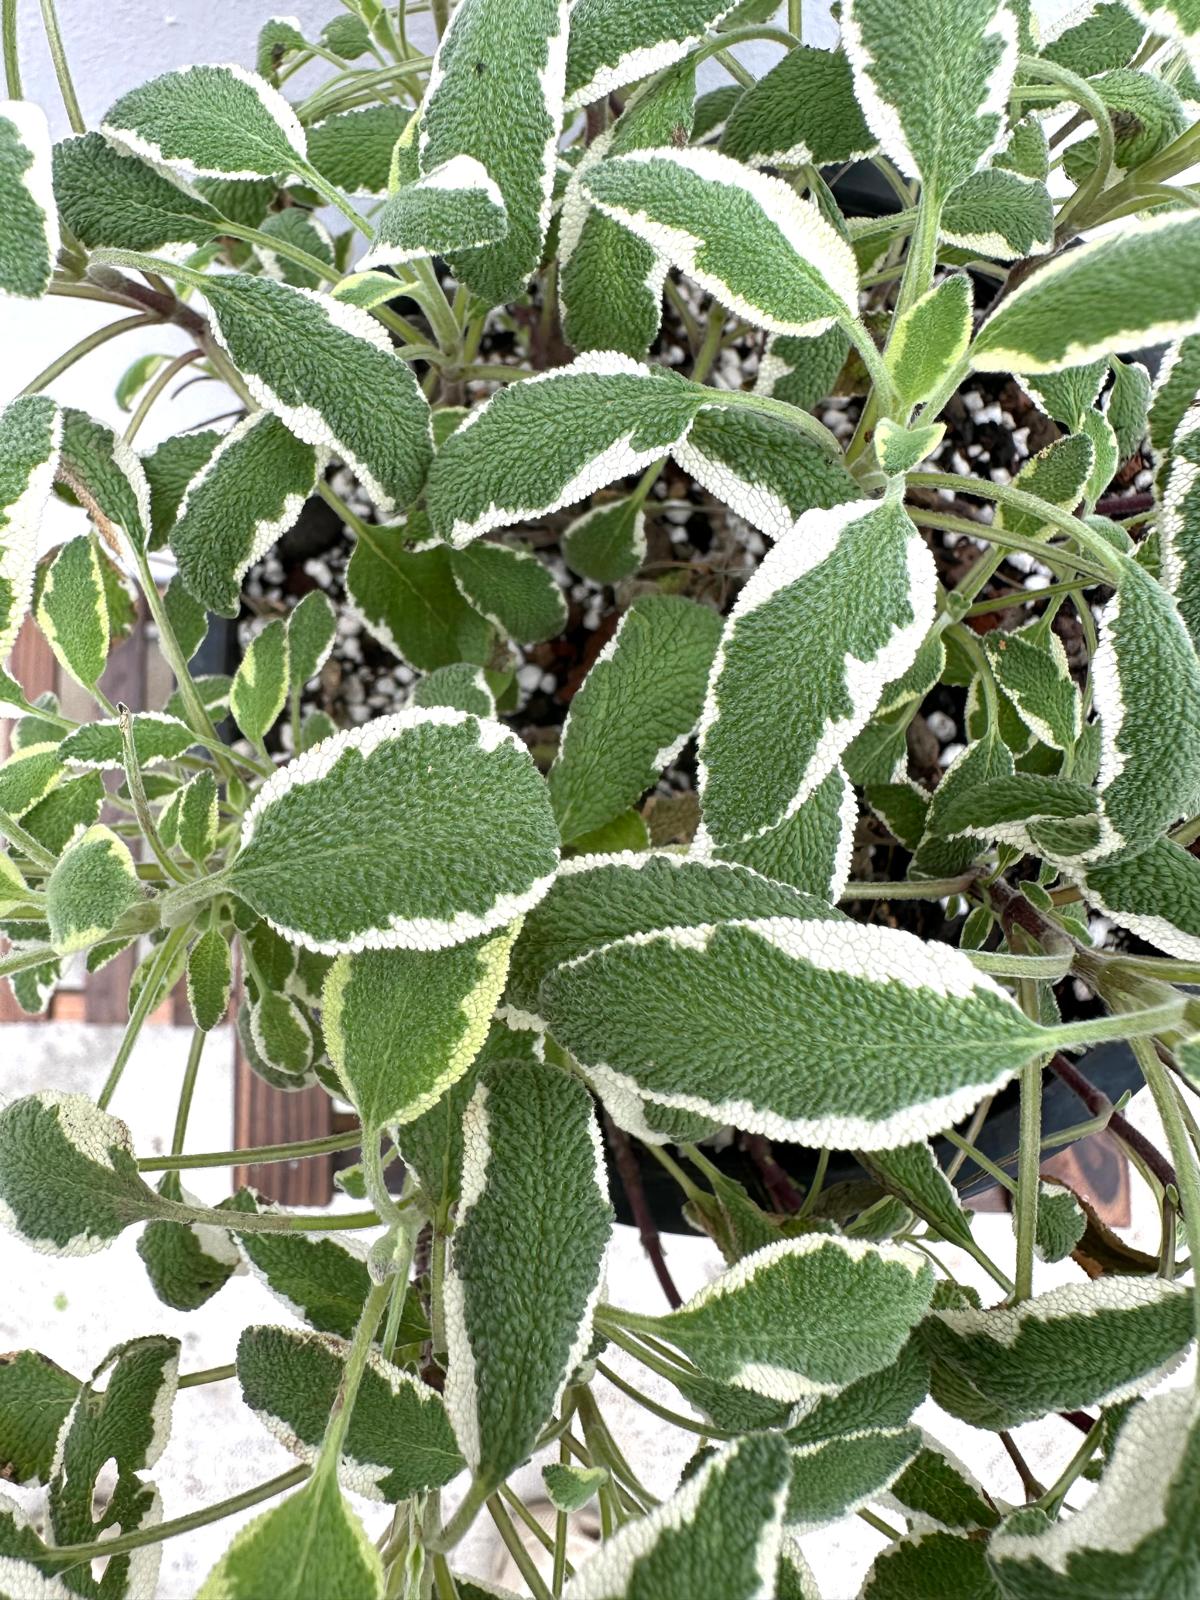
[4,0,1200,1594]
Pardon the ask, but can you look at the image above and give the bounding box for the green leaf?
[254,206,334,289]
[985,624,1081,751]
[20,772,103,856]
[582,147,858,337]
[137,1180,240,1312]
[713,764,857,902]
[287,590,336,692]
[52,131,221,252]
[59,405,152,553]
[1077,833,1200,959]
[200,273,432,517]
[163,571,208,661]
[411,662,495,717]
[231,618,290,744]
[549,595,722,842]
[858,1143,975,1253]
[101,64,307,180]
[562,495,646,583]
[842,0,1018,196]
[886,274,973,411]
[0,101,58,299]
[719,45,876,169]
[941,168,1053,260]
[672,405,860,542]
[1150,332,1200,455]
[306,104,408,196]
[786,1427,921,1533]
[862,1529,1003,1599]
[346,520,491,671]
[998,434,1095,541]
[35,535,109,690]
[0,394,61,665]
[1106,355,1152,464]
[188,927,232,1031]
[358,156,507,269]
[225,709,560,953]
[784,1333,930,1447]
[559,1435,790,1600]
[875,418,945,473]
[988,1388,1200,1598]
[445,1058,611,1491]
[323,926,517,1129]
[197,1473,384,1600]
[888,1434,999,1531]
[249,989,315,1076]
[693,84,743,141]
[0,1350,79,1486]
[997,112,1050,180]
[632,1234,934,1400]
[321,14,373,58]
[543,1462,608,1513]
[1163,406,1200,649]
[450,540,566,644]
[697,490,936,848]
[426,354,706,547]
[45,823,141,955]
[909,730,1015,879]
[1033,1178,1086,1263]
[142,428,220,551]
[755,325,850,412]
[257,16,306,76]
[227,1191,371,1337]
[973,214,1200,374]
[1040,1,1145,76]
[0,1092,166,1253]
[236,1324,463,1499]
[58,712,191,772]
[1080,407,1119,507]
[542,914,1048,1148]
[418,0,569,306]
[1123,1,1200,70]
[923,1276,1194,1429]
[565,0,735,107]
[0,742,62,816]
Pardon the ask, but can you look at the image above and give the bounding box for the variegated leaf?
[711,764,857,903]
[0,395,61,665]
[307,103,409,196]
[45,824,142,954]
[564,0,737,110]
[1163,405,1200,648]
[562,495,647,583]
[59,711,193,770]
[940,168,1054,260]
[449,540,567,645]
[1076,834,1200,959]
[720,45,876,169]
[358,156,507,269]
[786,1427,921,1534]
[35,535,109,690]
[0,101,58,299]
[346,518,491,672]
[197,1474,383,1600]
[52,131,221,253]
[58,405,152,553]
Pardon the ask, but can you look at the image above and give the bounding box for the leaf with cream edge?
[307,104,409,196]
[885,1433,1000,1532]
[711,765,858,903]
[287,590,337,692]
[235,1324,464,1500]
[549,595,722,843]
[987,1387,1200,1598]
[755,325,850,413]
[0,1350,80,1487]
[0,101,59,299]
[886,274,973,411]
[35,536,109,691]
[411,663,496,717]
[939,168,1054,260]
[231,618,290,745]
[784,1334,930,1447]
[223,709,560,954]
[1163,407,1200,648]
[862,1530,1003,1600]
[188,927,232,1032]
[1150,332,1200,456]
[195,273,432,517]
[972,214,1200,375]
[52,132,223,253]
[0,1093,168,1255]
[225,1193,371,1339]
[445,1058,612,1493]
[697,489,937,849]
[1075,835,1200,959]
[0,744,62,816]
[45,824,142,955]
[541,915,1050,1148]
[921,1276,1194,1430]
[562,495,647,583]
[142,428,220,550]
[170,413,321,617]
[561,1434,791,1600]
[100,64,307,180]
[623,1235,934,1401]
[59,711,194,770]
[582,147,859,337]
[0,395,61,666]
[719,45,877,170]
[323,926,518,1130]
[1125,0,1200,67]
[197,1474,384,1600]
[346,520,491,672]
[784,1427,922,1534]
[565,0,736,110]
[984,625,1082,752]
[418,0,568,306]
[449,540,567,644]
[840,0,1019,198]
[357,156,507,269]
[58,406,152,553]
[426,354,707,547]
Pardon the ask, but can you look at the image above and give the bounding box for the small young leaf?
[719,45,876,169]
[177,768,219,864]
[45,823,141,954]
[231,617,290,744]
[450,540,567,644]
[785,1333,930,1447]
[254,206,334,288]
[0,743,63,816]
[858,1142,975,1253]
[0,393,61,665]
[875,418,945,472]
[59,711,194,770]
[886,274,973,411]
[562,496,647,583]
[137,1184,241,1311]
[307,103,409,195]
[257,16,306,76]
[543,1462,608,1513]
[346,519,491,672]
[358,156,508,268]
[1032,1178,1087,1263]
[985,625,1081,751]
[755,325,850,412]
[188,928,232,1031]
[1106,355,1152,463]
[197,1474,384,1600]
[0,101,58,299]
[52,131,221,252]
[250,989,314,1076]
[35,535,109,690]
[411,663,496,717]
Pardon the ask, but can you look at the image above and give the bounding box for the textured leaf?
[307,103,409,195]
[197,1474,383,1600]
[286,589,336,693]
[542,915,1047,1148]
[543,1463,608,1513]
[228,1193,370,1338]
[583,146,858,337]
[254,206,334,288]
[163,570,208,661]
[59,405,152,553]
[720,45,876,169]
[418,0,569,305]
[445,1058,612,1491]
[257,16,306,76]
[346,519,491,671]
[201,273,432,516]
[137,1186,241,1312]
[1023,360,1108,433]
[0,743,62,816]
[941,168,1053,260]
[565,0,734,108]
[887,1434,999,1531]
[842,0,1019,196]
[359,156,507,269]
[231,618,290,744]
[426,353,706,547]
[923,1276,1193,1429]
[450,540,567,644]
[858,1142,974,1252]
[102,64,307,180]
[1150,332,1200,455]
[142,428,220,550]
[549,595,722,842]
[886,274,973,411]
[323,927,517,1129]
[20,773,103,857]
[0,394,61,665]
[562,495,646,583]
[236,1324,463,1499]
[1040,1,1145,76]
[973,214,1200,374]
[1163,406,1200,649]
[1124,0,1200,68]
[697,490,936,848]
[1033,1178,1086,1264]
[755,325,850,412]
[0,1351,79,1487]
[45,823,141,954]
[632,1235,933,1401]
[0,101,58,299]
[862,1530,1002,1599]
[1077,834,1200,959]
[411,662,495,717]
[53,131,221,252]
[561,1435,790,1600]
[985,624,1081,751]
[59,711,193,770]
[249,989,315,1076]
[1106,355,1152,464]
[786,1426,921,1533]
[188,927,232,1031]
[712,764,856,902]
[784,1333,930,1447]
[875,418,945,473]
[225,709,560,953]
[35,536,108,690]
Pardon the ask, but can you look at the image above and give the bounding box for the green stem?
[168,1203,381,1235]
[431,1480,490,1553]
[37,0,84,132]
[963,577,1090,617]
[177,1361,236,1389]
[0,941,61,981]
[137,1127,362,1172]
[797,1146,830,1219]
[97,924,191,1109]
[891,183,943,328]
[298,160,374,239]
[711,386,844,456]
[19,314,156,396]
[119,703,189,884]
[1014,984,1045,1301]
[3,0,20,96]
[0,806,59,870]
[840,873,979,901]
[844,315,896,415]
[1133,1037,1200,1371]
[1049,998,1189,1052]
[131,545,226,760]
[943,1129,1016,1193]
[486,1498,554,1600]
[170,1026,206,1157]
[908,473,1123,580]
[1019,56,1116,237]
[122,348,204,444]
[1035,1415,1105,1514]
[217,218,341,283]
[912,508,1110,584]
[410,256,462,353]
[594,1360,733,1440]
[317,1275,392,1473]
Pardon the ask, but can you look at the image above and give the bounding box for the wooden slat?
[0,621,58,1021]
[234,1049,334,1206]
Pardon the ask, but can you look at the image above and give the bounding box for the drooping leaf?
[445,1058,612,1492]
[697,489,937,848]
[785,1426,922,1533]
[59,711,194,770]
[549,595,722,843]
[188,927,232,1031]
[0,394,61,665]
[323,926,517,1129]
[137,1182,241,1312]
[231,617,290,744]
[307,103,409,196]
[720,45,876,169]
[58,405,152,553]
[861,1529,1003,1600]
[52,131,221,252]
[226,1191,371,1339]
[358,156,508,269]
[887,1433,999,1531]
[224,709,560,953]
[450,540,567,644]
[257,16,306,76]
[346,519,491,672]
[784,1333,930,1447]
[45,823,141,954]
[1106,354,1153,463]
[197,1474,384,1600]
[101,64,308,180]
[755,325,850,412]
[0,101,58,299]
[858,1142,975,1253]
[1077,834,1200,959]
[35,535,109,690]
[562,495,647,583]
[236,1324,463,1499]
